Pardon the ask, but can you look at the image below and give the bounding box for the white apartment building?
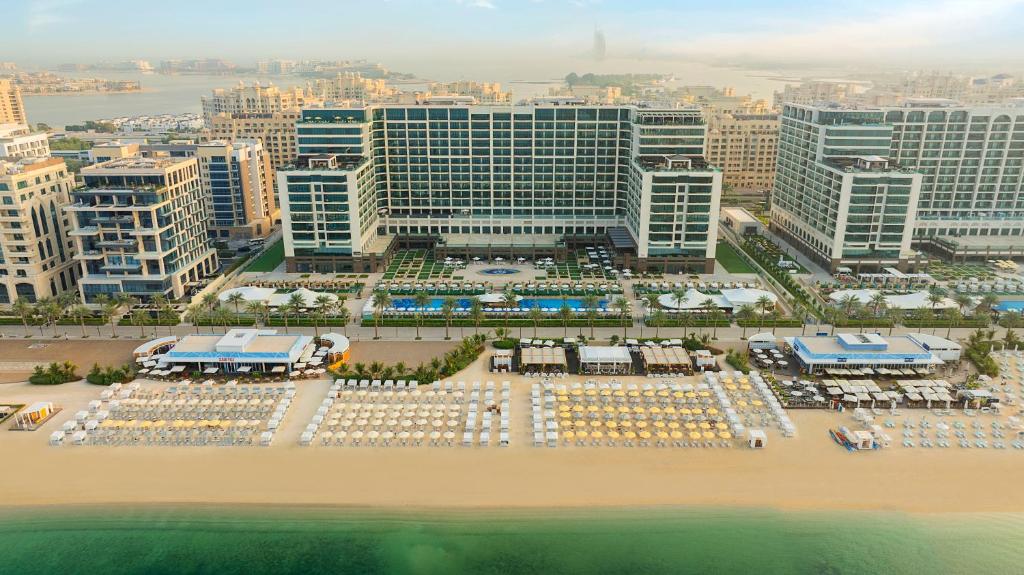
[0,124,50,159]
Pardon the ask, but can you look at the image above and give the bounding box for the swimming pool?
[388,297,607,311]
[994,300,1024,312]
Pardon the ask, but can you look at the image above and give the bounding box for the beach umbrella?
[719,432,733,440]
[563,431,576,441]
[576,430,589,439]
[619,420,633,428]
[703,431,716,440]
[670,431,684,440]
[689,431,702,440]
[591,430,604,440]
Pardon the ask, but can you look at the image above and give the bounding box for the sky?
[4,0,1024,75]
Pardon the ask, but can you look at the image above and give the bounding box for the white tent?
[578,346,633,374]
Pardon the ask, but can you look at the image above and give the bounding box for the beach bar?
[787,333,943,375]
[519,347,567,374]
[156,329,314,375]
[639,347,693,375]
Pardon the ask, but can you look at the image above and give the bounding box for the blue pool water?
[995,300,1024,312]
[478,268,520,275]
[390,297,606,311]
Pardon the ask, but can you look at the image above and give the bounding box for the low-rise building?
[787,333,943,374]
[0,124,50,159]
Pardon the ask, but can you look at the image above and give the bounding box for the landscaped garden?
[381,250,456,281]
[245,239,285,272]
[715,241,756,274]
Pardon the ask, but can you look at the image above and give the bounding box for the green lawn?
[715,242,755,273]
[245,239,285,272]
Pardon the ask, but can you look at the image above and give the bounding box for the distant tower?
[592,28,607,61]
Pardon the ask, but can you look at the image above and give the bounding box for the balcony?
[95,238,139,249]
[73,250,104,260]
[93,215,135,225]
[99,261,143,272]
[69,226,100,236]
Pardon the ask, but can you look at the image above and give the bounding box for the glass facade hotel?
[279,103,721,273]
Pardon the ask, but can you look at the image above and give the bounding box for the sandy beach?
[1,341,1022,514]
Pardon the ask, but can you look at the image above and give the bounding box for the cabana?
[318,333,351,368]
[13,401,56,430]
[639,346,693,375]
[520,346,567,374]
[747,429,767,449]
[578,346,633,375]
[493,349,513,372]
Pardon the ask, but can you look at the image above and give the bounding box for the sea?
[21,60,830,129]
[0,506,1020,574]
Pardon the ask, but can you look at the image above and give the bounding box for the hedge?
[362,318,630,328]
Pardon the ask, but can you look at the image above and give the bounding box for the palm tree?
[200,292,219,314]
[335,305,351,336]
[12,297,33,333]
[927,291,945,335]
[953,293,973,315]
[278,302,295,334]
[868,292,888,318]
[469,298,485,337]
[650,309,666,338]
[102,298,120,338]
[130,309,149,338]
[440,296,457,340]
[976,293,999,316]
[710,307,726,340]
[613,296,630,340]
[502,290,518,333]
[246,301,269,328]
[412,291,430,340]
[214,307,233,334]
[226,292,246,325]
[310,305,325,337]
[756,295,774,332]
[582,294,599,340]
[36,298,61,337]
[642,293,660,338]
[944,308,962,338]
[1003,310,1023,329]
[736,304,755,339]
[558,302,573,338]
[528,305,544,339]
[886,307,901,336]
[371,292,391,340]
[70,304,91,338]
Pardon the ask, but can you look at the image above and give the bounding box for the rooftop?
[793,334,933,359]
[83,156,192,173]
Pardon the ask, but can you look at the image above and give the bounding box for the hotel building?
[201,83,319,127]
[278,103,721,274]
[208,111,302,170]
[704,111,779,191]
[0,79,27,124]
[196,140,278,239]
[771,101,1024,271]
[0,124,50,159]
[0,157,78,303]
[69,157,218,302]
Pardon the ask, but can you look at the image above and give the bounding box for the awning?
[204,367,219,374]
[237,366,252,373]
[271,366,287,373]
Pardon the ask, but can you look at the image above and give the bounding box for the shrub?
[725,350,750,374]
[29,361,78,385]
[86,363,135,386]
[492,339,516,350]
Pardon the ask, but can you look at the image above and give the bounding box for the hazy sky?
[5,0,1024,73]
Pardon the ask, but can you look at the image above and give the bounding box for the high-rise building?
[770,101,1024,271]
[705,112,779,192]
[207,111,301,170]
[0,157,78,304]
[0,79,27,125]
[68,157,217,302]
[773,81,865,109]
[278,104,720,273]
[196,140,278,240]
[201,83,319,127]
[0,124,50,159]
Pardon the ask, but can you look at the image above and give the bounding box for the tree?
[756,295,775,332]
[412,291,430,340]
[650,310,666,338]
[528,305,544,339]
[953,293,973,315]
[558,302,573,338]
[201,292,219,314]
[792,303,808,336]
[214,307,233,334]
[12,297,33,332]
[699,298,717,339]
[927,291,945,335]
[130,309,149,338]
[100,296,120,338]
[582,294,600,340]
[977,293,999,316]
[736,304,755,339]
[502,290,518,333]
[470,298,485,337]
[226,292,246,324]
[944,308,962,339]
[70,304,91,338]
[371,292,391,340]
[247,301,269,328]
[278,302,295,334]
[868,292,888,317]
[613,296,630,340]
[335,305,352,336]
[1003,310,1023,329]
[36,298,61,337]
[441,296,457,340]
[642,293,660,338]
[310,305,325,337]
[887,307,902,336]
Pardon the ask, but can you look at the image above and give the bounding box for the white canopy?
[578,346,632,364]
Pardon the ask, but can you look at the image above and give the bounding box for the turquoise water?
[995,300,1024,312]
[0,506,1021,574]
[390,297,607,311]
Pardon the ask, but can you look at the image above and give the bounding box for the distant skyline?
[5,0,1024,76]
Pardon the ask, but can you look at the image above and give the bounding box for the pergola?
[520,347,567,374]
[639,347,693,374]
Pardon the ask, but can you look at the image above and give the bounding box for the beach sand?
[1,347,1022,514]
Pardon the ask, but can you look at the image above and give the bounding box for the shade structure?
[639,347,693,374]
[519,346,567,374]
[578,346,633,375]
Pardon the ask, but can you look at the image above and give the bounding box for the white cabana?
[578,346,633,375]
[748,429,767,449]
